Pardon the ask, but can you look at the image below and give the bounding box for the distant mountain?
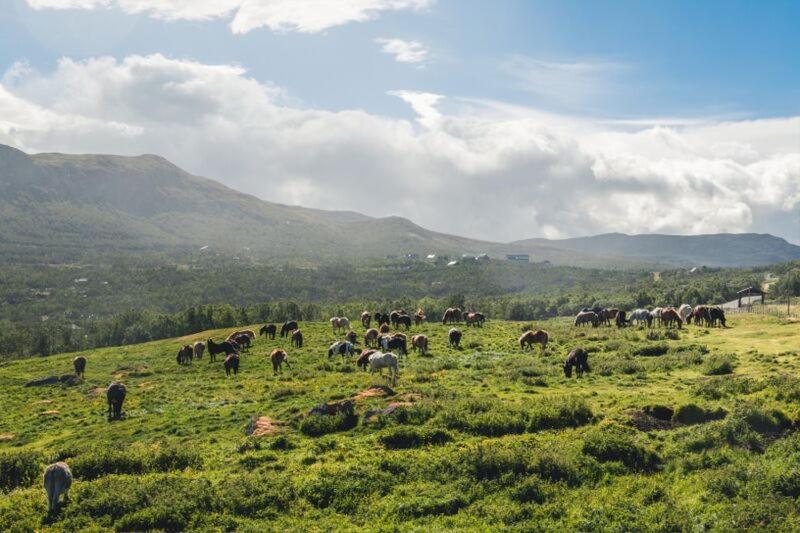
[513,232,800,268]
[0,144,623,267]
[1,144,794,269]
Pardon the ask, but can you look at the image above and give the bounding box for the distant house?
[506,254,530,262]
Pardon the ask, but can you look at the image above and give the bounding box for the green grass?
[1,314,800,530]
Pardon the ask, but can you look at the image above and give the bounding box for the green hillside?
[2,314,800,530]
[516,232,800,268]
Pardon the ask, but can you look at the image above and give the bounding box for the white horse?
[630,309,652,327]
[650,307,663,327]
[368,351,399,386]
[678,304,693,323]
[330,316,350,334]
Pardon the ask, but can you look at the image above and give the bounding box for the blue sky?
[1,0,798,243]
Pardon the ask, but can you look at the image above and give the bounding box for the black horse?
[380,335,407,355]
[375,312,390,326]
[395,315,412,330]
[207,338,238,362]
[259,324,277,339]
[280,320,299,338]
[564,348,590,378]
[107,381,127,420]
[224,354,240,376]
[709,307,727,327]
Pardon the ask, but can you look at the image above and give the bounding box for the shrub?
[672,403,726,425]
[529,452,584,486]
[214,472,295,517]
[528,397,593,432]
[0,450,43,492]
[299,464,394,514]
[69,444,201,480]
[379,428,452,449]
[634,343,669,357]
[582,427,661,472]
[463,443,530,481]
[703,354,736,375]
[395,489,468,519]
[299,412,358,437]
[643,405,674,421]
[511,477,550,504]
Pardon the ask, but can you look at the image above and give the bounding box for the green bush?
[299,464,394,514]
[379,427,452,449]
[463,443,530,481]
[214,472,295,517]
[582,427,661,472]
[529,397,593,431]
[703,354,736,375]
[0,450,43,492]
[634,343,669,357]
[511,477,551,504]
[70,444,200,480]
[672,403,726,425]
[299,412,358,437]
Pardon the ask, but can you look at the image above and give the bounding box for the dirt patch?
[88,387,106,396]
[34,399,54,404]
[40,410,60,416]
[246,416,283,437]
[396,392,422,403]
[112,365,151,379]
[352,385,395,401]
[387,401,413,409]
[0,433,15,441]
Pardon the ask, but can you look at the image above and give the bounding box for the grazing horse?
[193,341,205,360]
[564,348,590,378]
[709,307,727,327]
[280,320,299,338]
[442,307,462,324]
[519,330,549,353]
[448,328,462,348]
[106,381,126,420]
[661,308,683,329]
[328,341,358,361]
[389,310,403,327]
[330,317,350,334]
[177,344,194,365]
[411,334,428,355]
[630,309,653,328]
[691,306,712,327]
[380,334,408,355]
[361,311,372,328]
[464,312,486,327]
[574,311,600,327]
[357,349,377,370]
[375,312,390,326]
[230,333,252,350]
[678,304,693,324]
[364,328,380,347]
[291,329,304,348]
[207,339,238,362]
[368,352,399,385]
[44,462,73,514]
[379,324,390,334]
[600,308,619,326]
[224,354,240,376]
[259,324,277,339]
[345,330,358,345]
[615,310,628,328]
[270,349,290,374]
[395,314,412,330]
[228,330,255,342]
[650,307,664,327]
[73,356,86,378]
[414,309,426,326]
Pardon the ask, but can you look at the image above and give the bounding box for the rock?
[308,399,355,417]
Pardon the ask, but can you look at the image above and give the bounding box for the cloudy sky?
[1,0,798,243]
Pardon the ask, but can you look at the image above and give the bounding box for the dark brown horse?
[177,344,194,365]
[73,356,86,378]
[280,320,299,338]
[364,328,380,347]
[259,324,277,339]
[361,311,372,328]
[564,348,590,378]
[224,354,240,376]
[448,328,462,348]
[291,329,303,348]
[357,349,377,370]
[661,308,683,329]
[464,312,486,327]
[207,339,237,362]
[411,334,428,355]
[106,381,126,420]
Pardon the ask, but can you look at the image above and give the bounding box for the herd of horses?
[39,302,733,514]
[574,304,727,329]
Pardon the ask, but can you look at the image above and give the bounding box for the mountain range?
[1,143,798,269]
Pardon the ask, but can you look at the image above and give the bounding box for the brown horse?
[193,341,205,360]
[442,307,463,324]
[107,381,126,420]
[519,330,549,353]
[661,307,683,329]
[361,311,372,328]
[345,330,358,345]
[177,344,194,365]
[574,311,599,327]
[464,312,486,327]
[224,354,240,376]
[448,328,462,348]
[357,349,377,370]
[600,308,619,326]
[291,329,303,348]
[364,328,379,347]
[379,324,390,334]
[259,324,277,339]
[270,349,290,374]
[73,356,86,378]
[411,334,428,355]
[414,309,426,326]
[564,348,590,378]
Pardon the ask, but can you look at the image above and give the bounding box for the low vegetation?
[1,313,799,530]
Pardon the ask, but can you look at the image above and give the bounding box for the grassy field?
[1,314,800,531]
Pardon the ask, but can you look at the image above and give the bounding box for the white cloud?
[375,38,428,63]
[25,0,435,34]
[1,54,798,243]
